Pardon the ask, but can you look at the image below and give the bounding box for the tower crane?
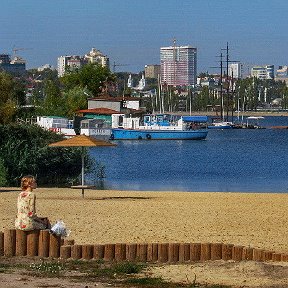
[12,47,32,56]
[113,61,130,73]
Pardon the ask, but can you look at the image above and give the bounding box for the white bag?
[51,220,71,237]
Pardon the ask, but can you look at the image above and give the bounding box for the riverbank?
[1,187,288,287]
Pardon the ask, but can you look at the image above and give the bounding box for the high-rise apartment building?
[144,64,160,79]
[160,45,197,86]
[228,63,242,79]
[57,47,109,77]
[251,65,274,80]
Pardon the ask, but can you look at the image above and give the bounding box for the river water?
[89,116,288,193]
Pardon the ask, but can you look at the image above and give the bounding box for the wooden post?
[38,230,50,258]
[179,243,190,263]
[63,239,75,246]
[93,244,105,260]
[126,243,137,261]
[60,245,71,259]
[15,230,27,256]
[232,246,244,261]
[4,229,16,257]
[27,230,40,257]
[0,231,4,256]
[222,244,233,260]
[158,243,169,263]
[137,243,148,262]
[147,243,158,262]
[104,244,115,261]
[168,243,179,263]
[190,243,201,261]
[242,247,253,260]
[71,244,82,259]
[82,244,93,260]
[200,243,211,261]
[211,243,222,260]
[115,243,126,261]
[49,233,61,258]
[252,248,263,262]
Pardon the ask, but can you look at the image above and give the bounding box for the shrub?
[0,157,7,186]
[0,124,84,186]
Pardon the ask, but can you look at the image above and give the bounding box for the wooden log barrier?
[15,230,27,256]
[200,243,211,261]
[242,247,253,261]
[137,243,148,262]
[190,243,201,261]
[27,230,40,257]
[168,243,179,263]
[4,229,16,257]
[147,243,158,262]
[272,253,282,262]
[115,243,126,261]
[211,243,222,260]
[38,230,50,258]
[222,244,233,260]
[71,244,82,259]
[82,244,93,260]
[252,248,263,262]
[49,233,61,258]
[126,243,137,261]
[158,243,169,263]
[93,244,105,260]
[60,245,71,259]
[0,231,4,256]
[178,243,190,263]
[262,251,274,261]
[232,246,244,261]
[104,244,115,261]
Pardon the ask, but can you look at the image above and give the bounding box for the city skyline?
[1,0,287,73]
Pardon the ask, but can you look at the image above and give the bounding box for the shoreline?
[1,188,288,254]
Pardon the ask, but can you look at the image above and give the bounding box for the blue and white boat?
[110,114,208,140]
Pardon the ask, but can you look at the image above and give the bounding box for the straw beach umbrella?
[49,135,116,197]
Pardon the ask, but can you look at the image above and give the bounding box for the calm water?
[89,116,288,193]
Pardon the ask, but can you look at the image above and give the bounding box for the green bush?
[0,157,7,186]
[0,124,84,186]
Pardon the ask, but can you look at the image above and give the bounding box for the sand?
[1,187,288,287]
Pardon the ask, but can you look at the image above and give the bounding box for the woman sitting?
[15,175,50,231]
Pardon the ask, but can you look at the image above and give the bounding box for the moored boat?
[110,114,208,140]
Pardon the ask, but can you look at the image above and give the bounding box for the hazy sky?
[1,0,287,73]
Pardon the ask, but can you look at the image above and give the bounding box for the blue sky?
[1,0,287,73]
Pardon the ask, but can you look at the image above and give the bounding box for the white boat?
[110,114,209,140]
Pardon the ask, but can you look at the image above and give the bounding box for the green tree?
[0,72,17,124]
[62,86,88,118]
[61,63,115,96]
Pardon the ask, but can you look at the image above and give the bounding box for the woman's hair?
[21,175,35,190]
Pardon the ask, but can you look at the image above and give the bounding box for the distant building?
[251,65,274,80]
[275,66,288,85]
[0,54,26,75]
[84,47,109,68]
[144,64,160,79]
[57,47,109,77]
[160,45,197,86]
[37,64,53,71]
[228,63,242,79]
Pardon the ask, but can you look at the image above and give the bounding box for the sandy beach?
[1,187,288,253]
[1,187,288,287]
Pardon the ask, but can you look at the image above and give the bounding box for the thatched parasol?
[49,135,116,196]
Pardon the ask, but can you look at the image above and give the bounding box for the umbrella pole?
[81,147,85,197]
